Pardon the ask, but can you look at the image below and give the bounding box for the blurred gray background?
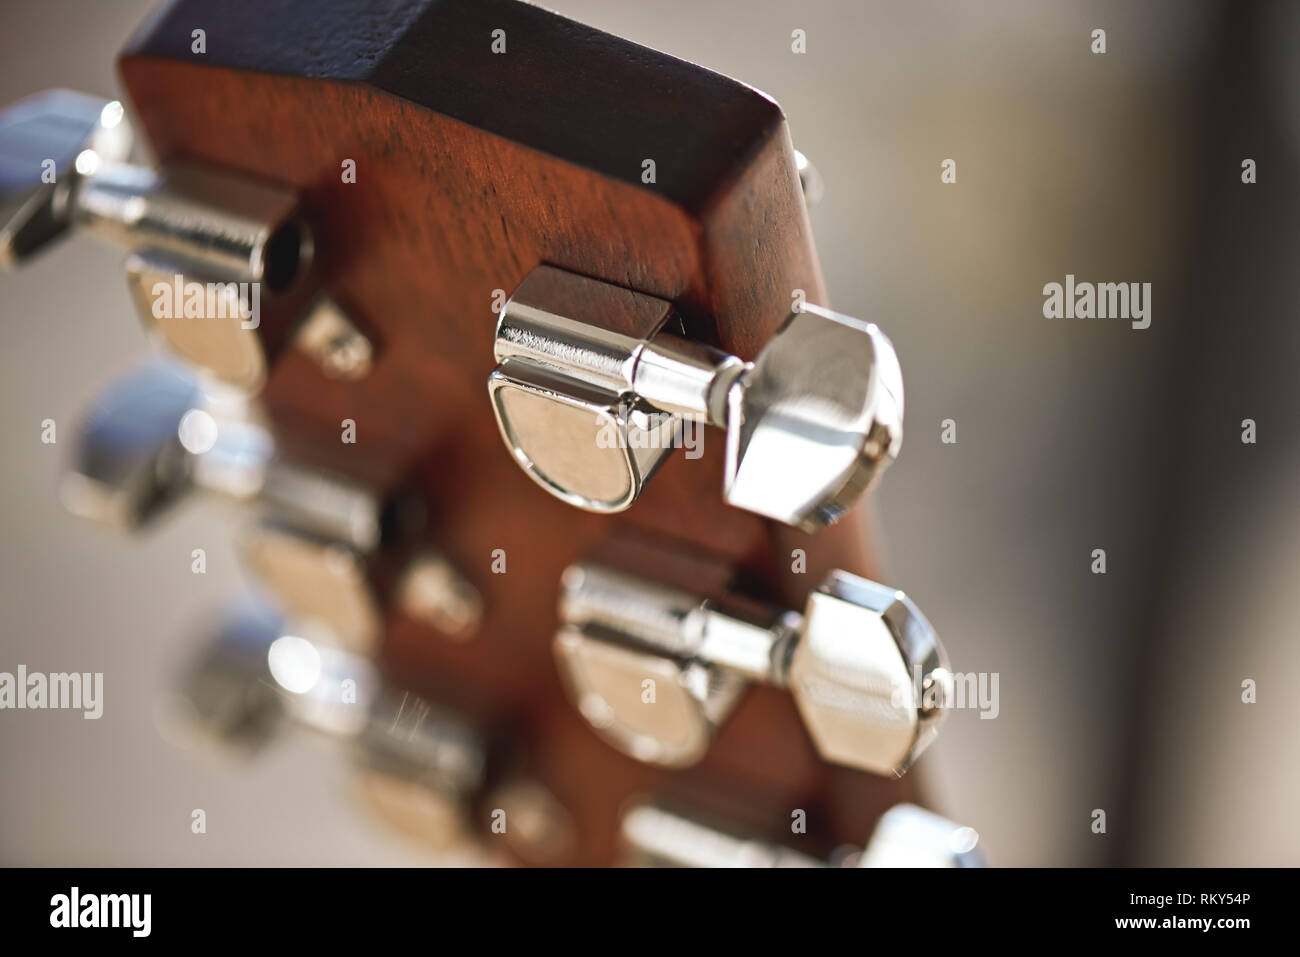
[2,0,1297,865]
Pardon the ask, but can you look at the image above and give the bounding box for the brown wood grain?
[119,0,915,865]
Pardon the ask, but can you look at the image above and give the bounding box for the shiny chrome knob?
[554,560,950,776]
[488,266,902,531]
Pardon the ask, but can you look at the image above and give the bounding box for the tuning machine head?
[487,265,691,513]
[63,360,481,652]
[555,559,949,776]
[489,267,902,530]
[168,597,490,853]
[0,90,307,291]
[0,89,382,392]
[170,596,576,862]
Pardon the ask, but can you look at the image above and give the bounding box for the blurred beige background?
[2,0,1297,865]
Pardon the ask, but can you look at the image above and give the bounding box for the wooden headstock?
[108,0,917,864]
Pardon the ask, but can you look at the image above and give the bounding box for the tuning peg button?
[489,266,901,530]
[555,559,950,776]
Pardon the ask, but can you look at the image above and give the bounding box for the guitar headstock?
[2,0,975,866]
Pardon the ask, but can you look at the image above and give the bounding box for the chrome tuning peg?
[169,598,487,852]
[170,596,573,862]
[554,560,950,776]
[0,89,371,390]
[63,360,482,652]
[619,801,984,868]
[488,266,902,530]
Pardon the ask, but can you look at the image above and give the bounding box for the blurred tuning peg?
[169,596,573,862]
[0,89,371,389]
[554,559,951,776]
[0,89,132,265]
[63,359,482,651]
[489,265,901,530]
[59,358,272,529]
[168,597,486,853]
[619,801,983,868]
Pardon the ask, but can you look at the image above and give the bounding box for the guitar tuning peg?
[489,266,902,530]
[63,359,482,651]
[166,597,491,854]
[0,90,305,285]
[618,801,983,868]
[1,89,374,391]
[554,559,950,776]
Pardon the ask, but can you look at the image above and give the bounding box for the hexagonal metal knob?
[724,306,903,531]
[787,572,947,776]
